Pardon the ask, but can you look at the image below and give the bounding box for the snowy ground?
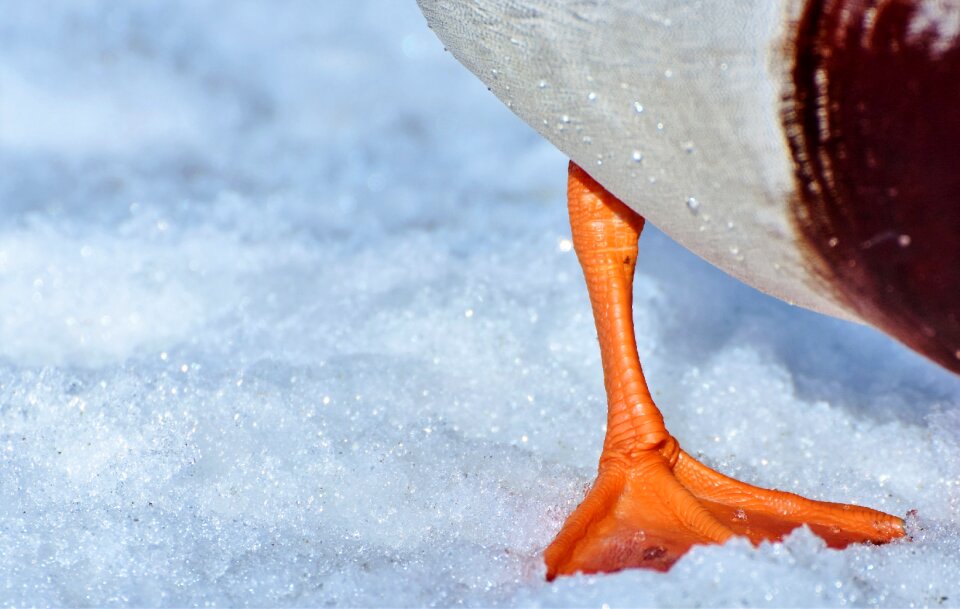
[1,1,959,606]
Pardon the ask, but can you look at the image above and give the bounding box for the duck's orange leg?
[544,162,905,580]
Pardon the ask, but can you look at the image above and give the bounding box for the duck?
[417,0,960,579]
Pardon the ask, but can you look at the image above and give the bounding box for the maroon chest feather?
[785,0,960,373]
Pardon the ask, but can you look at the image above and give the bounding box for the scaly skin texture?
[544,162,906,580]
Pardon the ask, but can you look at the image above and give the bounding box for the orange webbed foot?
[544,439,905,579]
[550,162,905,580]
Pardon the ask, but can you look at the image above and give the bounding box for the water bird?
[417,0,960,578]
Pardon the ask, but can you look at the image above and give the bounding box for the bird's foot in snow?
[544,436,904,579]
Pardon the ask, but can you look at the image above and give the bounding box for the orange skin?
[544,162,905,580]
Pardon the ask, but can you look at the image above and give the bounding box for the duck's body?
[421,0,960,371]
[422,1,835,312]
[418,0,960,578]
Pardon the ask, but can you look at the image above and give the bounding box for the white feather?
[418,0,855,320]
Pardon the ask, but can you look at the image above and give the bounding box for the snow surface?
[1,1,959,606]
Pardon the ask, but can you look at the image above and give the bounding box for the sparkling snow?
[1,1,959,606]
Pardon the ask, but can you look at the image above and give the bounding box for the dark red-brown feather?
[785,0,960,373]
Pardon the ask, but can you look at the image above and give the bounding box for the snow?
[0,0,959,606]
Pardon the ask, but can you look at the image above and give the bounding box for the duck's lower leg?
[544,162,905,580]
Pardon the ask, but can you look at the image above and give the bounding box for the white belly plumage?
[418,0,854,320]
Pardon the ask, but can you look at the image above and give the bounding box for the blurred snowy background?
[1,0,960,606]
